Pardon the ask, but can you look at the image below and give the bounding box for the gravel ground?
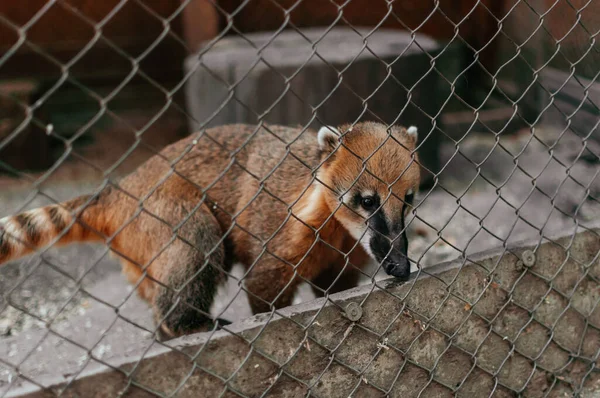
[1,123,600,389]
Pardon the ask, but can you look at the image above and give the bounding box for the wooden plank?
[440,106,528,140]
[0,0,186,81]
[0,39,187,82]
[540,67,600,142]
[541,68,600,109]
[0,80,54,172]
[543,0,600,80]
[0,0,183,51]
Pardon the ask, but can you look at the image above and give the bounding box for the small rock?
[0,369,15,384]
[94,344,111,359]
[0,319,12,336]
[8,344,18,357]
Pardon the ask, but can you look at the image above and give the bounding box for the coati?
[0,122,420,338]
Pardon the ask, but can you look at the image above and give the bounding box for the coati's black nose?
[382,256,411,281]
[370,233,411,281]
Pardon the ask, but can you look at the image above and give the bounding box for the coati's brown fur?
[0,122,420,338]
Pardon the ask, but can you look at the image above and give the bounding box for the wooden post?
[180,0,221,53]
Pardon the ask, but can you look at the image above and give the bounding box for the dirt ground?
[1,122,600,392]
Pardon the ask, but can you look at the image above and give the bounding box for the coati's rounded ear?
[403,125,419,148]
[317,126,340,153]
[390,124,418,149]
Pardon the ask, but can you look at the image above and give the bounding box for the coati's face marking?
[316,122,421,281]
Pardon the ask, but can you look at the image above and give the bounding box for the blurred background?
[0,0,599,389]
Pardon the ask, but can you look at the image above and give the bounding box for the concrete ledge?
[5,221,600,397]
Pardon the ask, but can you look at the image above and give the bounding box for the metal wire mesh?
[1,0,600,396]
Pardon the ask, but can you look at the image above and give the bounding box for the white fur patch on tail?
[0,208,56,258]
[28,209,50,231]
[0,217,26,255]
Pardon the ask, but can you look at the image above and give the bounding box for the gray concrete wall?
[5,223,600,397]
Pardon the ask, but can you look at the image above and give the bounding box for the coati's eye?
[405,191,414,206]
[361,196,376,210]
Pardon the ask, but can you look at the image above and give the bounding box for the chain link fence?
[1,0,600,396]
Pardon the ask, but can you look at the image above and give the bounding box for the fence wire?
[1,0,600,397]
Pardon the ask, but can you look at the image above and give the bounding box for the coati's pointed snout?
[369,231,411,281]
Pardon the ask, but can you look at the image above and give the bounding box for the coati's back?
[0,123,322,267]
[117,123,321,232]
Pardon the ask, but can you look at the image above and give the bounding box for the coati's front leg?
[243,242,371,312]
[244,259,363,313]
[310,263,362,298]
[310,244,370,297]
[243,247,335,314]
[243,253,301,315]
[242,227,371,313]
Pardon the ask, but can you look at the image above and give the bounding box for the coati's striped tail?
[0,195,105,265]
